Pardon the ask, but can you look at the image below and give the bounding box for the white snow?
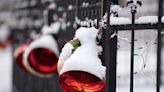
[117,86,164,92]
[162,16,164,23]
[0,46,12,92]
[68,5,73,10]
[110,16,164,25]
[59,18,67,30]
[34,19,43,28]
[116,30,164,91]
[0,24,10,43]
[110,16,131,25]
[115,0,158,18]
[59,27,106,80]
[58,43,74,73]
[30,31,41,40]
[18,17,31,29]
[23,35,59,77]
[135,16,158,24]
[110,5,122,13]
[74,27,98,44]
[42,22,61,35]
[48,2,57,9]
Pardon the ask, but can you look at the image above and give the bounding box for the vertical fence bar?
[104,0,117,92]
[157,16,162,92]
[157,0,163,92]
[130,9,136,92]
[101,0,107,66]
[104,0,110,91]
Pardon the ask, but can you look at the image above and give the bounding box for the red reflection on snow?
[59,71,105,92]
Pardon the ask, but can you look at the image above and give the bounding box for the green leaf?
[69,39,81,49]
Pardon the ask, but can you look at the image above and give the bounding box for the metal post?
[127,1,142,92]
[101,0,107,66]
[104,0,117,92]
[157,0,163,92]
[103,0,110,91]
[157,24,162,92]
[130,9,136,92]
[47,9,54,26]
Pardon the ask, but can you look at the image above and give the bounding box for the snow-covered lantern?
[14,43,29,72]
[58,27,106,92]
[23,22,60,77]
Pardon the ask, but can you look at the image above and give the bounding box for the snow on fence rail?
[110,16,164,25]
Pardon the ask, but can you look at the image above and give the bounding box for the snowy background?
[115,0,164,92]
[0,46,12,92]
[116,30,164,92]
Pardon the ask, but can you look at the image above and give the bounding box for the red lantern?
[58,27,106,92]
[23,35,59,77]
[59,71,105,92]
[28,48,58,74]
[0,42,7,49]
[58,58,106,92]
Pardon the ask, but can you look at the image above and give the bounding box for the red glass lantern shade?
[59,71,105,92]
[28,48,58,74]
[14,44,28,72]
[23,35,59,77]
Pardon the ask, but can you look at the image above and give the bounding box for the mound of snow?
[135,16,158,24]
[110,16,164,25]
[110,16,131,25]
[74,27,98,44]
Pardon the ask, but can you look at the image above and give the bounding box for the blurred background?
[0,0,163,92]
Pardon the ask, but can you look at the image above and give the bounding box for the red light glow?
[59,71,105,92]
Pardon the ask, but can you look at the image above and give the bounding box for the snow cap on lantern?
[59,27,106,79]
[23,23,60,78]
[58,27,106,92]
[57,42,74,73]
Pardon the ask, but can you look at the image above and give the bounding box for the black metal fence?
[106,0,164,92]
[12,0,163,92]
